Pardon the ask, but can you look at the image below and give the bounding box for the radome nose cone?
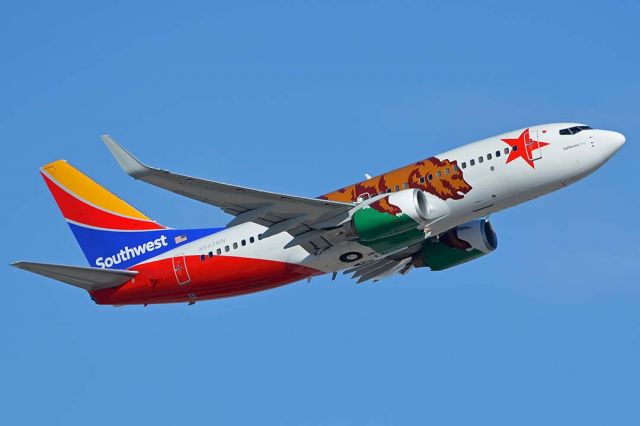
[611,131,626,150]
[600,130,626,158]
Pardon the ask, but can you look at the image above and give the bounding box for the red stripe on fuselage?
[42,173,165,230]
[90,255,322,305]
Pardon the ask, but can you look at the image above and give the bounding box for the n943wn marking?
[12,122,625,305]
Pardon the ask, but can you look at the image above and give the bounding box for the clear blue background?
[2,1,639,425]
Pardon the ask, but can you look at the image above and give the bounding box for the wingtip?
[11,261,35,271]
[100,134,150,178]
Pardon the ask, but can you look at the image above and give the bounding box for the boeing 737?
[12,123,625,305]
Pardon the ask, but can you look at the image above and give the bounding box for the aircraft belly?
[91,255,322,305]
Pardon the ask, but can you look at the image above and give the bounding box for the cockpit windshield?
[559,125,592,135]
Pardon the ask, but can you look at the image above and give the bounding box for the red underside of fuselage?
[90,255,323,305]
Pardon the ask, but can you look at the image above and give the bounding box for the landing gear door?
[527,130,543,162]
[172,255,191,285]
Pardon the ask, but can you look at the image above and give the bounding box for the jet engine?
[341,189,450,255]
[412,219,497,271]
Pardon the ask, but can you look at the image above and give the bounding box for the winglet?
[101,134,151,179]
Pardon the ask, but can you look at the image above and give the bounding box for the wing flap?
[12,261,137,292]
[343,248,417,283]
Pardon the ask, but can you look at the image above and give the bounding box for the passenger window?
[394,185,400,192]
[225,245,230,252]
[428,174,433,181]
[241,239,246,246]
[445,168,450,175]
[461,162,467,169]
[419,176,425,184]
[512,145,518,152]
[216,248,222,255]
[436,171,441,177]
[233,242,238,249]
[403,182,408,189]
[250,236,255,243]
[487,153,492,160]
[504,147,509,154]
[495,150,501,158]
[453,165,459,171]
[470,159,475,166]
[386,188,392,193]
[200,254,206,261]
[478,156,484,163]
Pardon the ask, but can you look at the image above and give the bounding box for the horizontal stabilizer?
[11,261,137,292]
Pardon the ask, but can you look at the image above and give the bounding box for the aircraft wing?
[342,245,418,283]
[12,261,137,292]
[102,135,355,252]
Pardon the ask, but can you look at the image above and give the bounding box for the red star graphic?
[501,128,549,169]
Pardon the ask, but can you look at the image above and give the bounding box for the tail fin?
[41,160,165,231]
[40,160,170,268]
[40,160,220,270]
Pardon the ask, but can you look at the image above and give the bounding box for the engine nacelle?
[342,189,450,254]
[412,219,498,271]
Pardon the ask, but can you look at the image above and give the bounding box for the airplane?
[11,123,625,306]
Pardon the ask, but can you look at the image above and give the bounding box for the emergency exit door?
[172,255,191,285]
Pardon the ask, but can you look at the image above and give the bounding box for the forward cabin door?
[527,130,543,162]
[172,255,191,285]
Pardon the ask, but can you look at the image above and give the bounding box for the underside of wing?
[342,244,422,283]
[343,257,414,284]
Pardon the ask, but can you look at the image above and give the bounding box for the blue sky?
[2,1,639,424]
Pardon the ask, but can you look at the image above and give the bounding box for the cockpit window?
[559,125,593,135]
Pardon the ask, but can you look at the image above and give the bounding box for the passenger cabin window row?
[359,152,503,199]
[377,164,462,195]
[460,146,514,169]
[559,125,592,135]
[200,235,259,261]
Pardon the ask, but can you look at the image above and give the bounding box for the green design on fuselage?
[352,207,424,254]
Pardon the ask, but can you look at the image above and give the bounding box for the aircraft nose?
[599,130,626,157]
[610,131,626,150]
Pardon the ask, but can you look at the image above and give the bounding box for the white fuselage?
[425,123,624,232]
[148,123,625,275]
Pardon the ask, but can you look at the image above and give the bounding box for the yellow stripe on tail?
[41,160,152,221]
